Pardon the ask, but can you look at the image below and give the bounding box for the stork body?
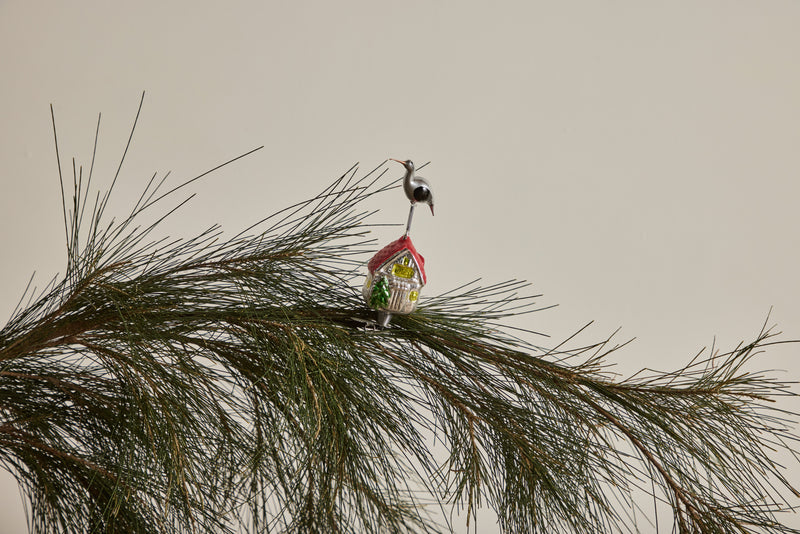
[390,158,434,237]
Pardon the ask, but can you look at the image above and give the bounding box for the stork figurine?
[389,159,434,237]
[361,159,435,327]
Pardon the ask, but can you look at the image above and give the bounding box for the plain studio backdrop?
[1,1,798,532]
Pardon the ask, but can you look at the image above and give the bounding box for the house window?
[391,261,414,279]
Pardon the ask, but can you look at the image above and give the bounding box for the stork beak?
[389,158,403,164]
[429,204,435,216]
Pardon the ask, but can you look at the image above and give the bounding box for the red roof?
[367,236,426,284]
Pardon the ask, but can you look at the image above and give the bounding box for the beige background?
[1,1,799,531]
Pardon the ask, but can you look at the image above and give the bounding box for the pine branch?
[1,99,798,533]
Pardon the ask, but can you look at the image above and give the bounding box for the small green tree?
[369,276,391,309]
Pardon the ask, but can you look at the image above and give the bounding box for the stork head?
[389,158,414,173]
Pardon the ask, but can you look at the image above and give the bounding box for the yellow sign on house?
[391,261,414,279]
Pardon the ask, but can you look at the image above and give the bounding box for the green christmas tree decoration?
[1,95,799,533]
[369,275,391,309]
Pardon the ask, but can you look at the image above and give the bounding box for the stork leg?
[404,203,416,238]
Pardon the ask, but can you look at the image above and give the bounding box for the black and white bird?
[390,159,435,216]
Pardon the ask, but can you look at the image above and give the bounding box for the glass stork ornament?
[363,159,434,327]
[392,159,434,236]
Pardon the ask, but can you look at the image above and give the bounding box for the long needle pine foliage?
[1,96,799,533]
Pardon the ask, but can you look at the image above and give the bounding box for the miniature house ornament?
[363,235,427,327]
[363,159,434,327]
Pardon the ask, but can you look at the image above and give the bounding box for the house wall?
[364,250,425,315]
